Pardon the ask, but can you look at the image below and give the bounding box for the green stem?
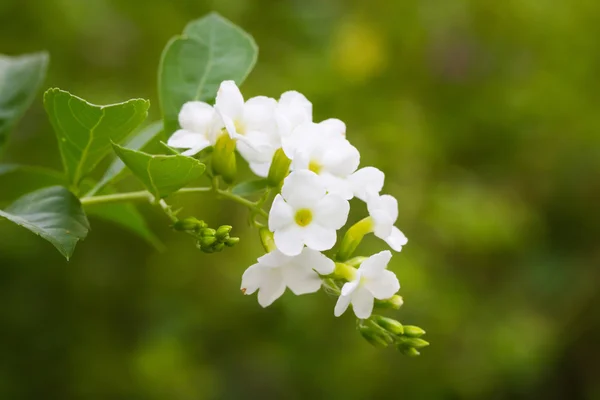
[216,189,269,219]
[79,187,212,206]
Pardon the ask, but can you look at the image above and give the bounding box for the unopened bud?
[259,228,276,252]
[336,217,374,261]
[374,295,404,310]
[212,132,237,184]
[173,217,202,232]
[403,325,426,338]
[398,346,421,357]
[225,237,240,247]
[216,225,232,239]
[373,316,404,335]
[267,148,291,187]
[213,242,225,252]
[399,337,430,349]
[198,236,217,248]
[358,326,389,348]
[201,246,215,254]
[200,228,216,237]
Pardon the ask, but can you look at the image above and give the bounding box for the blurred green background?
[1,0,600,399]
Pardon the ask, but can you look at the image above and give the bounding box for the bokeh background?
[1,0,600,399]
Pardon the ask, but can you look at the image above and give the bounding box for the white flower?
[367,194,408,252]
[241,248,334,307]
[167,101,222,156]
[247,90,313,177]
[282,121,360,199]
[348,166,385,202]
[269,170,349,256]
[215,80,278,165]
[334,250,399,319]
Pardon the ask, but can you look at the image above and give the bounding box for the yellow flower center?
[308,160,322,174]
[294,209,313,227]
[234,120,246,135]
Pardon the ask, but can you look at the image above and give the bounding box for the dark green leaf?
[112,143,206,199]
[232,179,269,196]
[0,52,49,152]
[43,88,150,189]
[0,186,90,259]
[87,120,163,196]
[158,12,258,135]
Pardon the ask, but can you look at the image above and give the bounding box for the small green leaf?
[112,143,206,199]
[159,12,258,135]
[232,179,269,197]
[87,120,163,196]
[0,186,90,260]
[86,202,164,251]
[0,52,49,152]
[43,88,150,190]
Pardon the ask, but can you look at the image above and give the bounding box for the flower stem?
[79,187,212,206]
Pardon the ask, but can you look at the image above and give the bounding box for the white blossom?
[334,250,399,319]
[241,248,334,307]
[367,194,408,252]
[167,101,222,156]
[268,170,349,256]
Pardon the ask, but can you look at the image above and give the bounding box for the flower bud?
[213,242,225,252]
[403,325,426,338]
[259,228,276,252]
[399,337,430,349]
[398,345,421,357]
[374,295,404,310]
[216,225,232,239]
[225,237,240,247]
[198,236,217,248]
[200,228,216,237]
[201,246,215,253]
[358,326,389,348]
[373,316,404,335]
[336,217,374,261]
[212,132,237,183]
[173,217,202,232]
[267,148,291,187]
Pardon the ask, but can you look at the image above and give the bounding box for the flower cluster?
[170,80,424,351]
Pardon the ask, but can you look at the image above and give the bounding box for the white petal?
[378,194,399,222]
[319,118,346,137]
[303,224,337,252]
[236,130,277,163]
[341,278,360,296]
[215,80,244,120]
[181,146,209,156]
[350,167,385,202]
[313,194,349,229]
[257,270,286,307]
[241,263,265,295]
[359,250,393,277]
[168,130,208,150]
[321,140,360,177]
[319,173,354,200]
[178,101,215,132]
[384,226,408,252]
[243,96,278,132]
[278,91,312,130]
[281,122,319,158]
[334,294,352,317]
[351,286,375,319]
[273,224,305,256]
[282,263,322,295]
[257,249,291,268]
[370,209,394,239]
[364,269,400,299]
[293,247,335,275]
[268,195,295,231]
[249,161,272,177]
[281,170,325,208]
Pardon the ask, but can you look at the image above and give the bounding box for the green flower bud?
[336,217,374,261]
[200,228,216,237]
[373,316,404,335]
[399,337,430,349]
[267,148,291,187]
[225,237,240,247]
[403,325,426,338]
[374,295,404,310]
[214,242,225,252]
[259,228,276,252]
[201,246,215,253]
[358,326,389,348]
[398,345,421,357]
[173,217,202,232]
[212,132,237,184]
[198,236,217,248]
[216,225,232,239]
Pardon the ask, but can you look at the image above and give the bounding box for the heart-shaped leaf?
[44,88,150,190]
[112,143,206,199]
[87,120,163,196]
[159,12,257,135]
[0,52,49,152]
[0,186,90,260]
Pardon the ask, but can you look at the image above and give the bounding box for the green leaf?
[232,179,269,197]
[86,202,164,251]
[0,186,90,260]
[0,52,49,152]
[112,143,206,199]
[87,120,163,196]
[158,12,258,135]
[43,88,150,190]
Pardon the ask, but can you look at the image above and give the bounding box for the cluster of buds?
[173,217,239,253]
[359,315,428,355]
